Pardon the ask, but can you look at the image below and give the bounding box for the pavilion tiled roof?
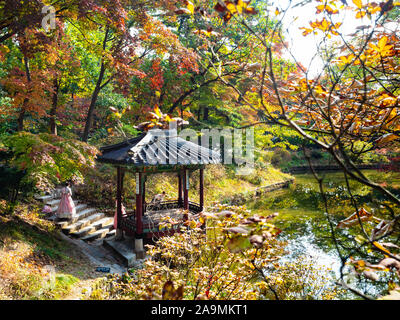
[97,129,221,167]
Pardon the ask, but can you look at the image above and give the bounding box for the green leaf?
[227,235,251,253]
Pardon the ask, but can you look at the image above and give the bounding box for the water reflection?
[246,170,400,299]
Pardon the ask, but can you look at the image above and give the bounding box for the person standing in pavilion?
[152,191,166,204]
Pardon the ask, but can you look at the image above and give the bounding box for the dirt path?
[57,231,127,300]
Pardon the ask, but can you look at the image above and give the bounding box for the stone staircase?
[37,194,116,242]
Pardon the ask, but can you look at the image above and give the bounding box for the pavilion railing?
[120,199,203,235]
[144,200,181,212]
[188,201,202,213]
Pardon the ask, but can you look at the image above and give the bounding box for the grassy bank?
[0,201,100,300]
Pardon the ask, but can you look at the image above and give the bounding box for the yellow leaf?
[355,10,366,18]
[154,105,162,118]
[316,4,339,14]
[338,54,354,65]
[189,220,197,229]
[369,6,381,14]
[186,1,194,14]
[164,114,172,122]
[373,241,392,255]
[316,4,325,13]
[325,5,339,14]
[355,235,366,243]
[353,0,362,9]
[226,2,237,14]
[299,27,312,36]
[378,35,389,50]
[236,0,244,13]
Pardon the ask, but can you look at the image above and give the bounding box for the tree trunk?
[82,27,109,142]
[18,55,32,132]
[203,106,209,121]
[82,62,105,142]
[50,78,59,135]
[17,109,25,132]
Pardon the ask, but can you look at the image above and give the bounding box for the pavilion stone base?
[103,237,141,267]
[115,229,124,241]
[135,238,145,259]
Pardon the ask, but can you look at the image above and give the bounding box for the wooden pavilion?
[97,129,221,258]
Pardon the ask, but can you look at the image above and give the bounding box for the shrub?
[271,148,291,167]
[90,204,342,300]
[2,132,99,193]
[74,164,116,211]
[0,165,31,215]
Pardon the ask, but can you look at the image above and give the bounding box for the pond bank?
[285,163,385,174]
[223,178,294,205]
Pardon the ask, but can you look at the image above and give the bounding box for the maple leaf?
[353,0,363,9]
[214,0,257,22]
[337,207,373,228]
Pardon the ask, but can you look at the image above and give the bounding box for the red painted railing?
[120,200,202,237]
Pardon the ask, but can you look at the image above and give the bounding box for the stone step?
[75,203,86,212]
[103,238,136,267]
[46,199,61,207]
[90,231,117,246]
[91,239,106,246]
[35,195,53,202]
[55,207,95,228]
[71,218,114,239]
[71,208,97,223]
[80,226,115,242]
[62,212,106,235]
[105,229,116,239]
[55,220,70,229]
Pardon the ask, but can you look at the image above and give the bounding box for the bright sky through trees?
[278,0,377,77]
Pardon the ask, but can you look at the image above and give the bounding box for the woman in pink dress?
[56,182,76,219]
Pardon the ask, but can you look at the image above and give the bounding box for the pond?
[245,170,400,299]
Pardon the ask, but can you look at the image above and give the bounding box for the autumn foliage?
[1,0,400,300]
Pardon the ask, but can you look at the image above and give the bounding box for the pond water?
[245,170,400,299]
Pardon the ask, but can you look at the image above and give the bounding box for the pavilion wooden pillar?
[183,169,189,220]
[178,171,183,206]
[135,172,145,259]
[142,175,146,209]
[199,168,204,212]
[115,166,124,240]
